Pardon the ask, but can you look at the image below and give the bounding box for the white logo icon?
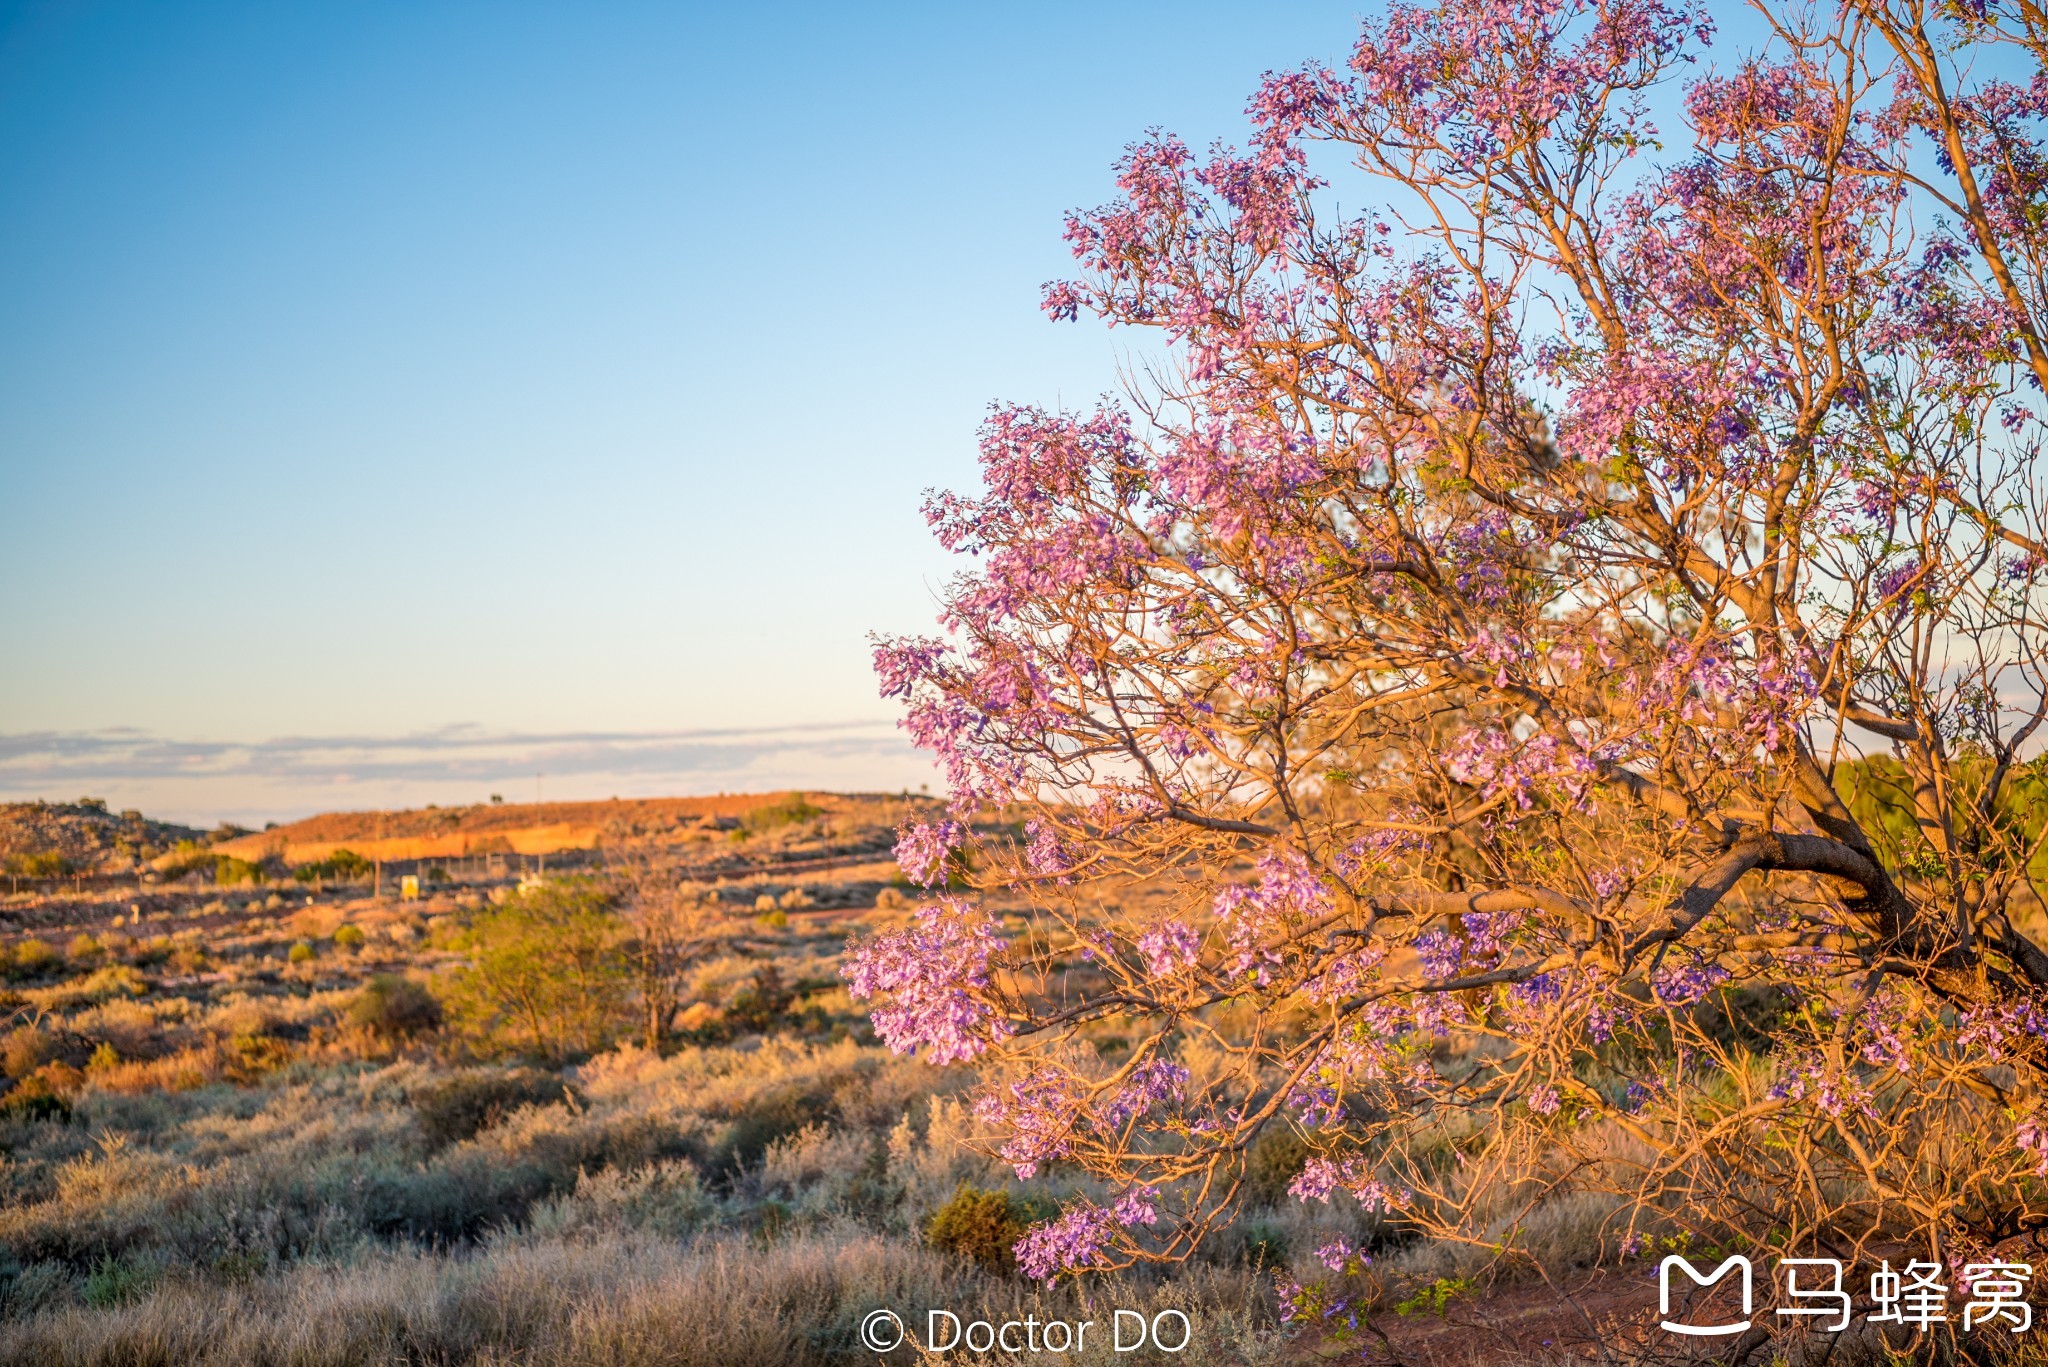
[1660,1255,1753,1337]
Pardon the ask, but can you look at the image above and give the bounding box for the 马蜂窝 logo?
[1658,1256,2036,1337]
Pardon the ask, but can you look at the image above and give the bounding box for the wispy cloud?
[0,722,937,827]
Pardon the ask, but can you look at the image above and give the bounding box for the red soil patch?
[208,792,874,865]
[1296,1272,1668,1365]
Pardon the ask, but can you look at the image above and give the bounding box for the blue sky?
[0,0,1370,821]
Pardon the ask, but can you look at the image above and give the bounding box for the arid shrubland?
[0,1233,1292,1367]
[0,1029,1313,1364]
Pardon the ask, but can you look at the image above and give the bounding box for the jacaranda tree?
[850,0,2048,1315]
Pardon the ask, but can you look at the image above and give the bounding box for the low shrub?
[1243,1125,1311,1207]
[8,851,76,878]
[213,857,266,887]
[709,1082,831,1180]
[1,1026,52,1080]
[2,1025,91,1080]
[7,939,58,978]
[725,965,795,1036]
[81,1255,155,1309]
[292,849,373,883]
[741,794,823,833]
[413,1069,571,1148]
[1236,1221,1290,1270]
[2,1063,83,1122]
[29,965,149,1011]
[925,1184,1033,1274]
[348,975,444,1042]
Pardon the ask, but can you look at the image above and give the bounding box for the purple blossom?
[841,898,1008,1065]
[1040,279,1083,322]
[1650,959,1728,1007]
[1959,1001,2048,1062]
[1315,1237,1366,1272]
[1767,1053,1877,1120]
[1111,1186,1160,1227]
[1101,1058,1189,1128]
[1137,919,1200,977]
[1287,1153,1403,1211]
[1877,557,1923,604]
[1024,818,1075,877]
[1588,998,1621,1043]
[1289,1156,1342,1203]
[2017,1112,2048,1177]
[1214,849,1331,981]
[976,1070,1081,1178]
[893,821,964,887]
[1014,1203,1116,1284]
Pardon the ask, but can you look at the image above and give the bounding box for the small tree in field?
[604,853,727,1052]
[851,0,2048,1316]
[449,880,629,1060]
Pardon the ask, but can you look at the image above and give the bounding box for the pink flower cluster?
[1214,850,1332,982]
[1288,1154,1404,1212]
[840,898,1008,1065]
[892,821,963,888]
[1012,1190,1159,1283]
[1135,919,1200,977]
[1101,1059,1189,1129]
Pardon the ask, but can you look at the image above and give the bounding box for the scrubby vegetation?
[14,780,2048,1363]
[0,852,1319,1364]
[0,792,1342,1363]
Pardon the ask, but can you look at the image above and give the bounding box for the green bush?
[1236,1221,1290,1270]
[741,793,823,833]
[709,1085,830,1179]
[293,849,373,883]
[348,975,445,1041]
[412,1069,569,1149]
[1,1064,82,1123]
[333,924,367,948]
[214,856,266,886]
[211,856,262,889]
[725,965,796,1036]
[925,1184,1031,1274]
[81,1255,155,1308]
[62,965,149,1005]
[5,939,57,979]
[6,852,74,878]
[446,880,629,1060]
[288,941,315,964]
[1243,1125,1311,1207]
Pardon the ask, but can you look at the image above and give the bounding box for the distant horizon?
[0,718,939,827]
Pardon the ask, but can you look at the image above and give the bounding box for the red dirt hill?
[210,793,839,865]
